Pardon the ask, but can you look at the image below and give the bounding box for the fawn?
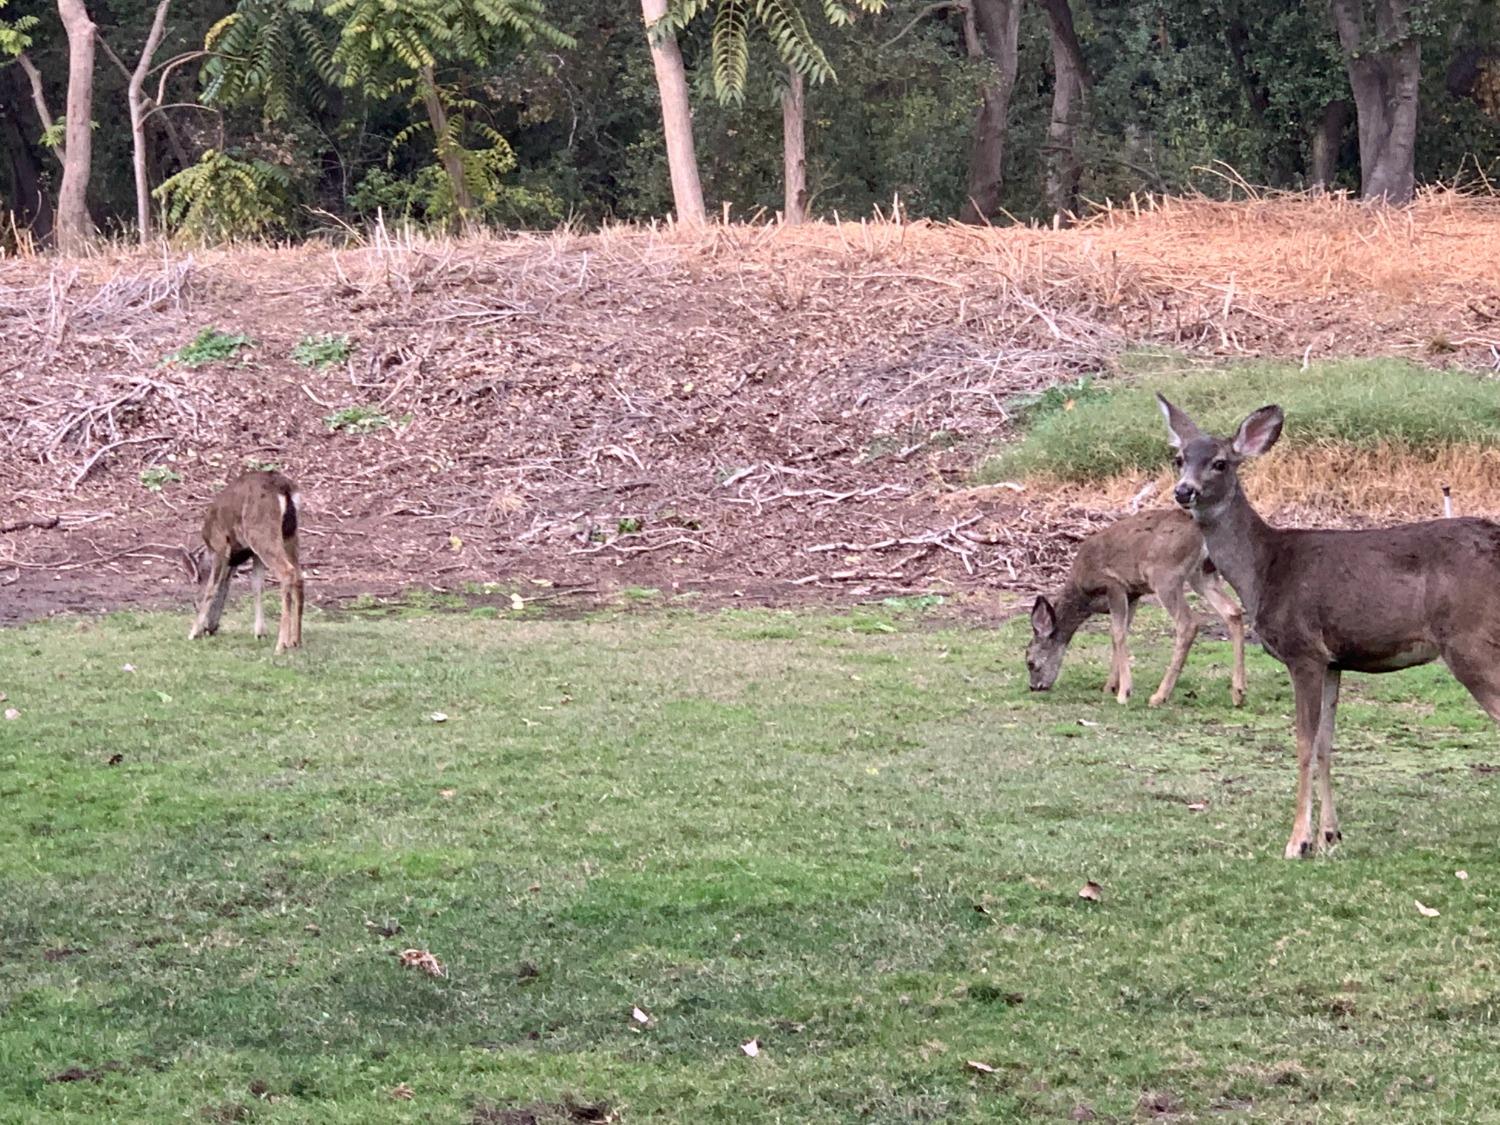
[184,471,304,653]
[1027,507,1247,708]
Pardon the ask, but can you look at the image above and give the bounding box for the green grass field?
[3,603,1500,1123]
[983,358,1500,483]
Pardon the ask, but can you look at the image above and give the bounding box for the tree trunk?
[1329,0,1420,203]
[419,64,472,219]
[55,0,96,253]
[1309,98,1351,190]
[640,0,706,225]
[1038,0,1086,221]
[960,0,1022,224]
[781,67,807,225]
[129,1,172,242]
[0,66,55,242]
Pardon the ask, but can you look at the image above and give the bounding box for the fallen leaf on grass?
[304,923,320,936]
[1415,900,1440,918]
[429,712,448,723]
[1078,881,1103,902]
[740,1039,760,1057]
[439,789,456,799]
[389,1083,414,1101]
[106,754,123,766]
[121,664,136,673]
[397,948,447,977]
[1076,719,1098,728]
[631,1006,651,1026]
[1457,870,1470,881]
[1186,802,1209,813]
[510,593,525,611]
[966,1060,996,1074]
[3,708,18,721]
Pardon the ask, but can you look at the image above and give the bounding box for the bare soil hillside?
[3,193,1498,623]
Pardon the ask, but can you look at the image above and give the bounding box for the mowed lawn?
[3,602,1500,1123]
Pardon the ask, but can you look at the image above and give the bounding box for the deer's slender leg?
[1315,667,1342,850]
[1192,570,1246,707]
[1106,587,1133,704]
[189,553,233,639]
[1285,663,1326,859]
[251,557,267,639]
[1440,640,1500,722]
[1149,577,1198,708]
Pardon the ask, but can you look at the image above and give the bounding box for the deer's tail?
[277,483,300,539]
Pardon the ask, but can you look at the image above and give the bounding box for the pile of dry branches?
[2,192,1496,619]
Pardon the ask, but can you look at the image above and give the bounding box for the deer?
[1157,394,1500,859]
[1027,508,1247,708]
[183,470,304,653]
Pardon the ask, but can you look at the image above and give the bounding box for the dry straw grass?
[1037,444,1500,524]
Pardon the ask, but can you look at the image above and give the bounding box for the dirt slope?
[2,194,1498,623]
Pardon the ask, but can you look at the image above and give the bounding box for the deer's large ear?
[1156,393,1202,450]
[1031,595,1057,638]
[1231,405,1284,459]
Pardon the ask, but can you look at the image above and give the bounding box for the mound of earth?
[2,194,1497,623]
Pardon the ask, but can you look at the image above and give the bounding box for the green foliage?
[664,0,887,104]
[984,358,1500,483]
[324,405,394,433]
[165,328,255,368]
[292,333,352,368]
[137,465,182,492]
[153,150,293,242]
[0,0,37,58]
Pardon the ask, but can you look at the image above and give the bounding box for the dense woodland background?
[0,0,1498,252]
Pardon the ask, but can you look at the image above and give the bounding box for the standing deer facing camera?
[185,471,304,653]
[1027,508,1247,708]
[1158,394,1500,858]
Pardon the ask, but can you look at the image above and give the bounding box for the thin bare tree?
[641,0,707,225]
[55,0,96,253]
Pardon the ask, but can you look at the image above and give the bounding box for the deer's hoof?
[1321,829,1343,848]
[1284,838,1313,860]
[1147,692,1167,708]
[1231,690,1245,708]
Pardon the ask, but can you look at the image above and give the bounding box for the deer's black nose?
[1173,483,1198,507]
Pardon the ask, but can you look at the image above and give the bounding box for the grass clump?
[982,358,1500,483]
[164,327,253,368]
[293,333,352,369]
[137,465,181,492]
[324,405,395,434]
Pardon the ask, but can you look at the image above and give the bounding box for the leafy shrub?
[154,149,292,242]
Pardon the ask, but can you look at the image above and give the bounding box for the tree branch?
[882,0,967,50]
[14,51,62,162]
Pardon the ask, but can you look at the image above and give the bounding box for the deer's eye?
[1173,455,1184,468]
[1212,459,1228,472]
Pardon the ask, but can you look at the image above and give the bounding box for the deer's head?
[1156,394,1284,521]
[1025,595,1066,691]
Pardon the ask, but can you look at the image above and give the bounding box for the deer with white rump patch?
[184,471,304,652]
[1026,508,1247,708]
[1158,394,1500,858]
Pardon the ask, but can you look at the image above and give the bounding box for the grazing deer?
[1158,394,1500,858]
[1027,508,1247,707]
[184,471,304,653]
